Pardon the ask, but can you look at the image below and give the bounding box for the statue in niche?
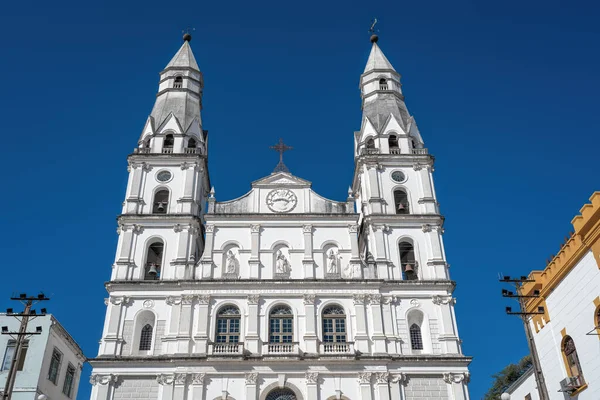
[275,249,291,274]
[225,249,239,274]
[327,249,339,274]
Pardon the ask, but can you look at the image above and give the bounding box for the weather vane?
[182,27,196,35]
[270,138,293,173]
[369,18,378,34]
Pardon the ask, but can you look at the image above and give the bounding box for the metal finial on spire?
[369,18,379,43]
[269,138,293,173]
[182,27,195,42]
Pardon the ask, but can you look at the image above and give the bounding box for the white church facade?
[89,33,471,400]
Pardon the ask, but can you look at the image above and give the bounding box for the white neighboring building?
[507,192,600,400]
[503,368,539,400]
[0,314,85,400]
[88,33,472,400]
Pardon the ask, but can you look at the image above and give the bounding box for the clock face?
[156,170,172,182]
[266,189,298,213]
[391,171,405,183]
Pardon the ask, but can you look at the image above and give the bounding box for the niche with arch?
[222,245,240,278]
[273,245,291,278]
[173,76,183,88]
[393,189,410,214]
[323,244,342,278]
[144,240,164,280]
[399,240,418,280]
[131,310,156,355]
[152,188,169,214]
[406,309,430,354]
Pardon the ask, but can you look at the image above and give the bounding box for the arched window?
[394,189,410,214]
[144,241,163,280]
[399,241,418,280]
[563,336,584,383]
[187,138,197,148]
[153,189,169,214]
[366,138,375,149]
[265,388,297,400]
[173,76,183,88]
[379,78,388,90]
[269,306,293,343]
[388,135,399,153]
[322,305,346,343]
[216,306,240,343]
[163,134,174,153]
[409,323,423,350]
[139,324,153,350]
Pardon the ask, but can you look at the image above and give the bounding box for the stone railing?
[360,148,380,156]
[184,148,199,154]
[210,342,244,355]
[134,148,151,154]
[320,342,354,354]
[265,342,299,354]
[411,148,428,155]
[390,148,401,154]
[162,148,174,154]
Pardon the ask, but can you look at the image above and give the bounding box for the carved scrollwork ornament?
[250,224,261,233]
[165,296,182,306]
[302,224,313,233]
[348,224,359,233]
[143,300,154,309]
[432,295,456,306]
[421,224,432,233]
[358,372,372,384]
[409,299,420,308]
[433,225,445,234]
[247,294,260,305]
[174,373,188,385]
[353,294,367,305]
[182,295,195,305]
[375,372,389,384]
[89,374,119,386]
[198,295,211,304]
[245,372,258,385]
[191,373,205,385]
[305,372,318,384]
[391,373,409,385]
[369,294,382,305]
[173,224,183,233]
[303,294,316,305]
[142,162,152,172]
[156,374,174,386]
[383,295,397,305]
[205,224,215,233]
[443,372,470,384]
[109,296,131,306]
[412,164,423,171]
[132,224,144,235]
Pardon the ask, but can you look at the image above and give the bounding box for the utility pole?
[500,276,550,400]
[1,293,50,400]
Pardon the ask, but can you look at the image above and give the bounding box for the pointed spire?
[165,40,199,71]
[364,37,395,73]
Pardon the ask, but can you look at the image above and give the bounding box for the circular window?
[391,171,406,183]
[156,170,172,183]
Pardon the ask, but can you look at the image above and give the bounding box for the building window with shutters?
[62,363,76,398]
[1,340,28,371]
[47,348,63,384]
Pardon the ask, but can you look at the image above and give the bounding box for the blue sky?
[0,0,598,398]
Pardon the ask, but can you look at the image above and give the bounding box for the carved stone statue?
[327,249,338,274]
[275,249,291,274]
[226,250,239,274]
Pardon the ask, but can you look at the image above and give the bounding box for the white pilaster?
[302,224,315,278]
[353,294,370,353]
[369,294,387,353]
[249,224,261,279]
[193,295,211,354]
[245,373,258,400]
[303,294,318,353]
[246,295,260,354]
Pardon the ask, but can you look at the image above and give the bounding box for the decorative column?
[246,295,260,354]
[245,372,258,400]
[353,294,369,353]
[414,164,437,214]
[157,374,175,400]
[348,224,363,279]
[249,225,261,279]
[165,296,182,354]
[382,296,399,355]
[173,374,188,400]
[193,295,211,354]
[443,373,470,400]
[305,372,319,398]
[433,296,460,354]
[190,373,205,400]
[101,296,130,355]
[389,374,408,400]
[369,294,387,353]
[421,224,447,279]
[375,372,391,400]
[114,224,142,280]
[201,224,215,278]
[90,374,119,400]
[302,225,315,278]
[372,224,390,280]
[177,295,195,354]
[366,165,383,213]
[303,294,318,353]
[179,162,199,214]
[124,162,148,214]
[173,224,199,279]
[358,372,373,400]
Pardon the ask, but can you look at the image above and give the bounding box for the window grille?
[62,363,76,398]
[269,306,293,343]
[173,76,183,88]
[394,190,409,214]
[216,306,240,343]
[379,78,388,90]
[410,323,423,350]
[322,306,346,343]
[139,324,153,351]
[47,348,62,384]
[265,388,297,400]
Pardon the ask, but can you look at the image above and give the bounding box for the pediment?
[251,172,312,188]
